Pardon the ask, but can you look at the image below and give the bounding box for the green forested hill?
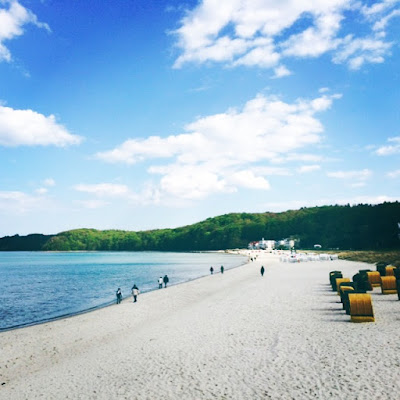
[1,202,399,251]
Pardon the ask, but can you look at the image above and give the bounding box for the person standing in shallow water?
[260,266,265,277]
[220,265,224,274]
[116,288,122,304]
[158,276,163,289]
[131,284,139,302]
[210,266,214,275]
[163,274,169,288]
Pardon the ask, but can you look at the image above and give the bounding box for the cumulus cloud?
[375,136,400,155]
[0,0,50,63]
[96,92,340,201]
[0,105,82,147]
[0,106,82,147]
[227,170,270,190]
[173,0,399,73]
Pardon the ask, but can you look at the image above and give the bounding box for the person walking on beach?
[116,288,122,304]
[158,276,163,289]
[260,266,265,277]
[131,284,139,302]
[220,265,224,274]
[163,274,169,288]
[210,266,214,275]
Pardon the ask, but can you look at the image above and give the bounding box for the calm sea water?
[0,251,246,331]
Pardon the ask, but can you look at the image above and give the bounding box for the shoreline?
[1,251,399,399]
[0,250,250,333]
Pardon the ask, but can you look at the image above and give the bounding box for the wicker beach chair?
[381,276,397,295]
[343,289,366,314]
[367,271,381,288]
[385,266,395,276]
[336,278,350,295]
[352,272,371,291]
[376,262,388,277]
[339,285,355,309]
[348,293,375,323]
[329,271,342,290]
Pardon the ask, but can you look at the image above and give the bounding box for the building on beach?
[248,238,275,250]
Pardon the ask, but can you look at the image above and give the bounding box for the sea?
[0,251,247,331]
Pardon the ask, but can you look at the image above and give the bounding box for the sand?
[1,252,399,399]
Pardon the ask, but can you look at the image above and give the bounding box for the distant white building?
[278,238,296,249]
[248,238,275,250]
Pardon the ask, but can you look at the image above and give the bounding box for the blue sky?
[0,0,399,236]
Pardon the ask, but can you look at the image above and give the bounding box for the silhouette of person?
[131,284,139,302]
[158,276,163,289]
[116,288,122,304]
[260,266,265,277]
[210,266,214,274]
[163,275,169,288]
[220,265,224,274]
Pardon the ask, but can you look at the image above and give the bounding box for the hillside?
[0,202,399,251]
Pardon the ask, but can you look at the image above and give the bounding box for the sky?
[0,0,399,237]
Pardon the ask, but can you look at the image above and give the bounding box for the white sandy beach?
[1,252,400,399]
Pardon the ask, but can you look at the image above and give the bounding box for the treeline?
[1,202,400,251]
[0,234,53,251]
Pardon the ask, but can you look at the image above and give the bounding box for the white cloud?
[281,12,343,58]
[372,9,400,31]
[270,153,325,164]
[35,187,48,195]
[272,65,291,79]
[75,200,110,209]
[0,190,47,214]
[362,0,400,17]
[327,169,372,180]
[157,165,233,200]
[173,0,398,72]
[97,93,338,166]
[228,170,270,190]
[375,136,400,155]
[43,178,55,187]
[349,182,366,188]
[333,34,391,70]
[252,166,292,176]
[387,169,400,178]
[0,0,50,63]
[96,92,340,202]
[33,178,55,197]
[74,183,129,197]
[0,105,82,147]
[297,165,321,174]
